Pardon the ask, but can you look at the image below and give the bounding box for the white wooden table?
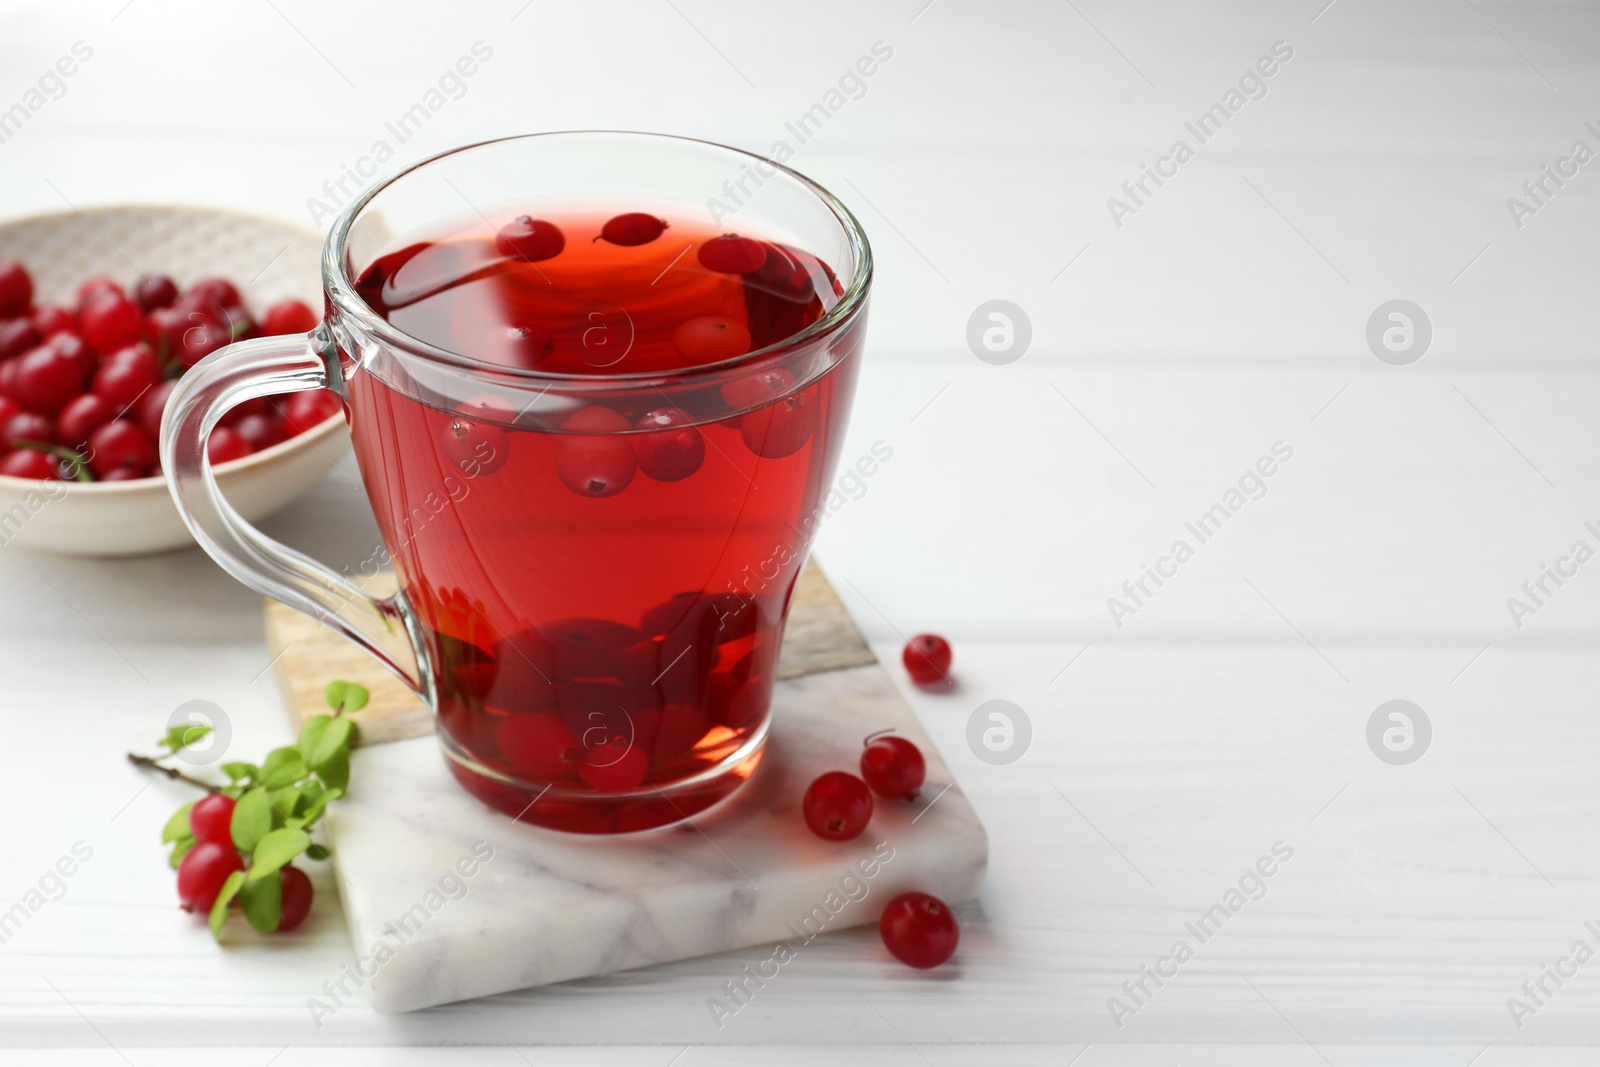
[3,1,1600,1063]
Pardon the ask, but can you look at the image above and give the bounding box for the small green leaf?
[168,835,196,869]
[231,788,272,852]
[304,843,330,861]
[221,785,244,800]
[208,870,245,938]
[323,680,369,714]
[248,827,311,881]
[269,784,303,825]
[162,802,196,843]
[298,715,354,772]
[239,870,282,933]
[221,761,258,783]
[164,724,212,751]
[317,750,349,793]
[258,746,306,789]
[293,780,325,817]
[286,786,342,830]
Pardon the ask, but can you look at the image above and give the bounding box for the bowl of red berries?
[0,205,349,556]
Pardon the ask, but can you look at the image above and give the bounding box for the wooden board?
[264,559,876,743]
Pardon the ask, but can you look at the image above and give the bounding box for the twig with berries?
[131,681,368,940]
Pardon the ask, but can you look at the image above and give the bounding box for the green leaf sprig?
[147,682,367,939]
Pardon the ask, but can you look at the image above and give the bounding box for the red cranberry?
[495,714,581,779]
[75,276,122,310]
[99,467,146,482]
[87,419,156,478]
[556,406,635,498]
[439,394,510,476]
[0,261,33,317]
[177,321,231,369]
[172,292,229,330]
[902,634,952,686]
[137,380,178,439]
[802,771,873,841]
[634,406,705,482]
[49,333,96,382]
[0,396,19,425]
[134,274,179,311]
[0,358,17,399]
[741,388,816,459]
[495,216,565,263]
[13,346,84,416]
[176,841,244,912]
[207,426,252,465]
[698,234,768,274]
[233,413,289,452]
[860,735,926,800]
[0,318,41,359]
[188,794,236,846]
[0,448,62,480]
[260,298,318,336]
[3,412,55,449]
[92,344,162,410]
[79,292,144,356]
[879,891,959,969]
[673,316,751,365]
[720,368,794,414]
[281,389,343,435]
[143,306,186,361]
[219,396,272,426]
[277,866,313,931]
[30,305,74,338]
[187,276,241,309]
[598,213,668,247]
[501,324,556,369]
[578,738,649,792]
[56,394,115,448]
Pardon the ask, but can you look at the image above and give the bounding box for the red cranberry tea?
[345,210,861,832]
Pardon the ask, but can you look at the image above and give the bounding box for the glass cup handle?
[160,328,426,696]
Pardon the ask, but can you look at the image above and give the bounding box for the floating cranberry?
[597,213,668,247]
[56,394,114,448]
[176,841,245,913]
[282,389,343,435]
[137,380,178,439]
[802,771,873,841]
[673,316,751,365]
[495,714,581,779]
[93,344,162,410]
[698,234,768,274]
[188,276,241,309]
[0,261,33,317]
[80,292,145,356]
[134,274,179,312]
[0,448,61,480]
[188,794,237,846]
[207,426,252,465]
[234,413,289,453]
[860,734,926,800]
[741,389,815,459]
[634,407,705,482]
[579,738,649,792]
[879,891,959,969]
[902,634,952,686]
[88,419,156,478]
[0,318,41,360]
[13,346,85,416]
[500,324,556,369]
[440,394,510,477]
[3,411,55,449]
[720,368,795,414]
[261,298,318,336]
[277,866,314,932]
[30,305,74,338]
[495,216,565,263]
[556,405,635,498]
[75,276,122,310]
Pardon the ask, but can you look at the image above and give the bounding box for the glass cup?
[162,132,871,833]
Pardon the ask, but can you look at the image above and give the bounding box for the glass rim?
[322,130,873,385]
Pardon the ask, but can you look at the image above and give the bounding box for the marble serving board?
[264,563,988,1013]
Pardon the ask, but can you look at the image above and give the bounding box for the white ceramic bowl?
[0,205,349,556]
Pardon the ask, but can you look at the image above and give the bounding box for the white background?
[3,0,1600,1063]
